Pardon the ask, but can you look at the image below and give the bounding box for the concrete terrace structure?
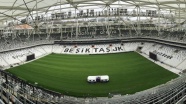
[0,0,186,103]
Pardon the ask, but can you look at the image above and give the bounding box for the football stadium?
[0,0,186,104]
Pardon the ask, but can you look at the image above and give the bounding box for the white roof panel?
[0,0,185,22]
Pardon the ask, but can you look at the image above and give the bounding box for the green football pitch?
[6,52,178,97]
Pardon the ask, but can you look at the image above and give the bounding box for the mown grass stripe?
[6,52,178,97]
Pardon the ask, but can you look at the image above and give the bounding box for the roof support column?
[137,5,141,36]
[71,26,73,39]
[184,0,186,37]
[36,0,39,34]
[75,8,78,39]
[60,25,63,40]
[178,2,181,31]
[60,0,63,40]
[106,5,110,38]
[158,7,160,36]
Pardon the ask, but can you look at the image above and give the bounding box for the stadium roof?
[0,0,186,25]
